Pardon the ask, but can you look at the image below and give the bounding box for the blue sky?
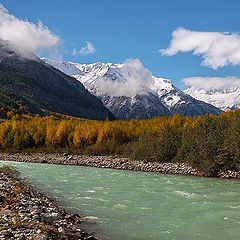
[1,0,240,89]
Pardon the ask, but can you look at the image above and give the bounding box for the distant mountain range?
[0,41,225,120]
[0,41,114,120]
[44,59,221,119]
[184,87,240,111]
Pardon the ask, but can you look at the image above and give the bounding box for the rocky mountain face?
[44,59,221,119]
[0,41,114,120]
[184,87,240,111]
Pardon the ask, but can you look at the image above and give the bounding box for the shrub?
[129,124,182,162]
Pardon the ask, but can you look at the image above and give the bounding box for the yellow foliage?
[0,110,239,152]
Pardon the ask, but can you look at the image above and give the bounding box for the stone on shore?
[0,153,239,179]
[0,166,98,240]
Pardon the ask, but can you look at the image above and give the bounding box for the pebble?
[0,167,98,240]
[2,152,239,178]
[17,234,27,240]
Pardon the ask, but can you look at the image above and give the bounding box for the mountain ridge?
[0,42,114,120]
[184,86,240,111]
[44,58,222,119]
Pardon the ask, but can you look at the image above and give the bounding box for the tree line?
[0,111,239,176]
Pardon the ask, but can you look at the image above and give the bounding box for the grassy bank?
[0,111,239,176]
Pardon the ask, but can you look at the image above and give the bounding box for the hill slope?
[0,42,114,120]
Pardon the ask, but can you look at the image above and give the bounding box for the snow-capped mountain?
[43,58,221,119]
[184,87,240,111]
[0,41,114,120]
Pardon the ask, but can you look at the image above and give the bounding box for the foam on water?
[82,216,99,221]
[114,204,127,209]
[86,190,95,193]
[174,190,196,198]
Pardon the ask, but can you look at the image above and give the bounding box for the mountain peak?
[185,86,240,111]
[0,45,114,120]
[44,58,221,119]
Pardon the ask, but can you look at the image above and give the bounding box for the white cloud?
[97,59,153,97]
[159,27,240,69]
[73,41,96,56]
[0,5,59,54]
[182,76,240,90]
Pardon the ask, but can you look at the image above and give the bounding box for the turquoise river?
[1,161,240,240]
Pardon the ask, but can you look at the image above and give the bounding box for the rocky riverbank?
[0,166,98,240]
[0,153,239,179]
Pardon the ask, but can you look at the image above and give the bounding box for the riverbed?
[1,160,240,240]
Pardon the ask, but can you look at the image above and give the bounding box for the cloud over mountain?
[0,4,59,53]
[160,27,240,69]
[73,41,96,56]
[97,59,153,97]
[182,76,240,90]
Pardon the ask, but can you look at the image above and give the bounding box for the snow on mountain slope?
[0,42,114,120]
[184,87,240,111]
[44,58,221,119]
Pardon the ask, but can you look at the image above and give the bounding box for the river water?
[1,161,240,240]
